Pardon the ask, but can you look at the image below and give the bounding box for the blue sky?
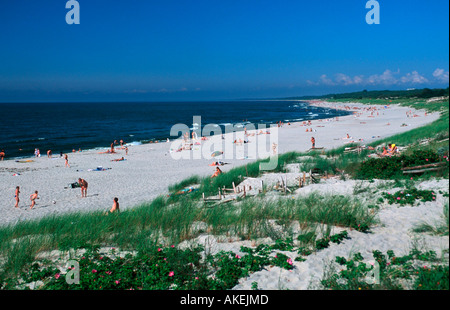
[0,0,448,102]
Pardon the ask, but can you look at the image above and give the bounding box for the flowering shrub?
[4,239,302,290]
[381,188,436,206]
[321,249,448,290]
[356,149,447,179]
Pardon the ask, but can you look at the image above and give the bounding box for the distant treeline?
[285,87,449,100]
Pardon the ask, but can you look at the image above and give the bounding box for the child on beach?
[78,178,88,197]
[30,191,39,209]
[14,186,20,208]
[311,137,316,149]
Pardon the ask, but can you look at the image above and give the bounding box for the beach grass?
[0,190,376,282]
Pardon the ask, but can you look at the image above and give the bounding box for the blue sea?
[0,100,351,159]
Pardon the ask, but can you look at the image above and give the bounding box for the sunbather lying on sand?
[111,157,125,162]
[209,161,227,166]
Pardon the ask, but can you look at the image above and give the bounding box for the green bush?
[355,150,447,179]
[381,188,436,206]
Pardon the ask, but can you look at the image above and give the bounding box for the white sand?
[0,101,441,226]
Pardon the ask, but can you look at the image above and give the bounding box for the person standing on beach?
[14,186,20,208]
[109,197,120,213]
[0,150,5,161]
[30,191,39,209]
[78,178,88,198]
[311,137,316,149]
[47,150,52,158]
[64,154,70,167]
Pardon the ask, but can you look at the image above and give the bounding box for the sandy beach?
[0,101,441,227]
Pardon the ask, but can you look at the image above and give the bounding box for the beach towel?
[87,167,112,171]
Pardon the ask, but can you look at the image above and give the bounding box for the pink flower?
[92,269,97,273]
[432,197,436,200]
[426,159,429,161]
[115,280,120,285]
[287,258,293,265]
[397,197,401,200]
[235,254,241,259]
[105,271,112,275]
[168,271,174,277]
[55,273,60,279]
[171,245,175,248]
[195,277,199,280]
[157,248,162,252]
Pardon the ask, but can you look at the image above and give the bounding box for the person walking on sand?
[30,191,39,209]
[14,186,20,208]
[311,137,316,149]
[64,154,70,167]
[78,178,88,198]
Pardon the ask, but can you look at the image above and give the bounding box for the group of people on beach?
[14,186,39,209]
[380,144,398,157]
[11,139,127,214]
[13,179,119,213]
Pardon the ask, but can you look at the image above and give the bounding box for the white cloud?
[308,69,437,87]
[367,69,399,85]
[335,73,365,86]
[319,74,335,85]
[400,71,428,84]
[432,68,449,83]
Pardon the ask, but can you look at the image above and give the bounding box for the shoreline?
[0,100,442,227]
[0,100,352,162]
